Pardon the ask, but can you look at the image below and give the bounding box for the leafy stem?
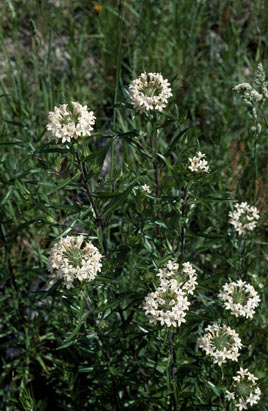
[150,130,161,236]
[76,148,108,258]
[237,236,244,278]
[84,296,121,410]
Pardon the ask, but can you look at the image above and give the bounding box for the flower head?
[143,260,198,327]
[48,235,102,288]
[233,63,267,133]
[226,368,261,409]
[157,260,198,295]
[229,202,260,235]
[219,280,260,319]
[198,324,242,366]
[188,152,209,173]
[128,72,172,113]
[47,102,96,143]
[143,278,190,327]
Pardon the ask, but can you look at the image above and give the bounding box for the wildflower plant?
[233,63,268,134]
[1,5,267,409]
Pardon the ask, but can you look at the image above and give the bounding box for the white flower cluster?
[233,82,263,104]
[219,280,260,319]
[229,202,260,235]
[47,102,96,143]
[157,260,198,295]
[48,235,102,289]
[128,72,172,113]
[198,324,242,366]
[233,63,268,133]
[143,279,190,327]
[254,63,268,98]
[143,261,198,327]
[188,152,209,173]
[226,368,261,410]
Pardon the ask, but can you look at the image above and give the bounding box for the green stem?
[84,297,121,410]
[76,149,108,258]
[168,331,177,411]
[252,128,257,202]
[110,0,124,179]
[150,129,161,236]
[237,236,244,278]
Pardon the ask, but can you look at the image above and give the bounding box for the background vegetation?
[0,0,267,409]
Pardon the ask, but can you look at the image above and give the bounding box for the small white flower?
[128,72,172,113]
[47,102,96,143]
[219,280,260,319]
[48,235,103,288]
[225,391,235,401]
[235,398,248,410]
[188,152,209,173]
[229,202,260,235]
[141,184,151,194]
